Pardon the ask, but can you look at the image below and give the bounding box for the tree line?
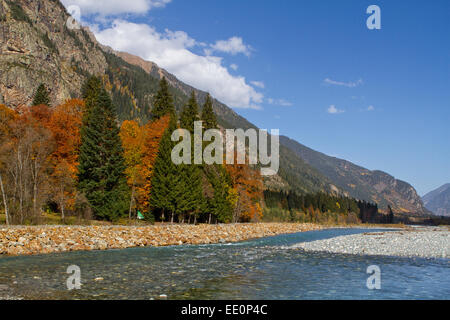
[0,77,387,226]
[0,77,264,225]
[263,190,390,224]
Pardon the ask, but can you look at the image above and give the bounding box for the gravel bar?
[293,227,449,259]
[0,223,323,256]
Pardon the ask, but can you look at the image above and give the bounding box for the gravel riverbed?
[0,223,323,256]
[293,226,449,259]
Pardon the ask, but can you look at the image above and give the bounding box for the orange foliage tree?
[226,160,264,223]
[0,104,55,222]
[120,119,146,219]
[0,104,19,225]
[46,99,84,221]
[119,115,171,217]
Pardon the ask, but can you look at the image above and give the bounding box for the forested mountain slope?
[280,136,429,214]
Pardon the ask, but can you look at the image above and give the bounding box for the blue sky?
[61,0,450,195]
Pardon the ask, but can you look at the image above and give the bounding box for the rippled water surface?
[0,228,449,300]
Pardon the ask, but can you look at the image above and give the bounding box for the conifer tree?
[152,77,175,119]
[77,77,129,221]
[201,94,217,130]
[205,165,233,223]
[180,91,200,133]
[81,76,102,110]
[179,91,205,222]
[149,116,179,221]
[200,93,232,222]
[32,84,50,106]
[180,160,205,223]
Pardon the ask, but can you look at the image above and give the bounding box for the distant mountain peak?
[422,184,450,216]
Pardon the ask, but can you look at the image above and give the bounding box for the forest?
[0,77,377,225]
[263,190,389,224]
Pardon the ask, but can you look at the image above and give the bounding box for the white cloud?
[367,105,375,111]
[210,37,252,57]
[327,105,345,114]
[324,78,363,88]
[267,98,293,107]
[230,64,238,71]
[61,0,171,16]
[94,20,263,109]
[251,81,265,89]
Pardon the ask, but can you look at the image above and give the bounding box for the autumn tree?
[0,106,54,224]
[120,120,146,219]
[227,159,264,223]
[47,99,84,222]
[0,104,18,225]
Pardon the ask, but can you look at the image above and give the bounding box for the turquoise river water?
[0,228,448,299]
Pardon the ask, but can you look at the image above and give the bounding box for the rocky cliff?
[0,0,107,107]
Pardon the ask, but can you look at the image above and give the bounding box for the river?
[0,228,448,299]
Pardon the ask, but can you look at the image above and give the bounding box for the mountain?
[0,0,429,214]
[279,136,429,214]
[0,0,107,107]
[422,184,450,216]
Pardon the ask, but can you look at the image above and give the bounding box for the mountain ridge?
[279,136,428,214]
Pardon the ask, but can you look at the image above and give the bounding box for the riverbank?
[293,226,449,259]
[0,223,324,256]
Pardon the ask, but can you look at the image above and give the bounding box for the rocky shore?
[293,226,449,259]
[0,223,323,256]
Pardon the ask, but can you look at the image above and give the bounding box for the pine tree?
[200,93,233,222]
[82,76,102,110]
[151,91,206,223]
[180,91,200,133]
[181,161,205,223]
[32,84,50,106]
[205,165,233,223]
[149,116,178,221]
[77,77,129,221]
[152,77,175,119]
[180,91,204,222]
[201,94,217,130]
